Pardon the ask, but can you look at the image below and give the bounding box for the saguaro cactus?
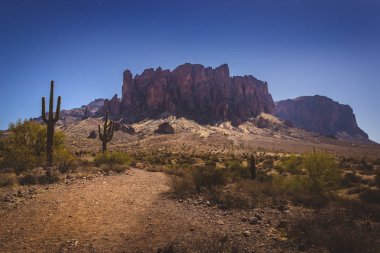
[98,111,114,152]
[250,154,256,180]
[42,80,61,166]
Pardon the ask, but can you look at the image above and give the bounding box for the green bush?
[280,155,303,174]
[192,166,226,191]
[1,120,65,173]
[18,171,60,185]
[99,164,129,174]
[55,149,78,173]
[302,151,340,195]
[225,159,250,180]
[341,172,361,187]
[94,151,133,166]
[0,173,18,187]
[272,152,340,207]
[170,172,196,197]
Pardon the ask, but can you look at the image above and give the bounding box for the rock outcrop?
[120,63,275,125]
[275,95,368,139]
[102,94,120,117]
[154,122,174,134]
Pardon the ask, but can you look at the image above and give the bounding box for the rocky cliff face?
[275,95,368,139]
[102,94,120,117]
[120,63,275,124]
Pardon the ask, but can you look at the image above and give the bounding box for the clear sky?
[0,0,379,142]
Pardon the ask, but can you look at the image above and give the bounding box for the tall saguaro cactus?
[42,80,61,166]
[98,111,114,152]
[250,154,257,180]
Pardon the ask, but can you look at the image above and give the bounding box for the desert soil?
[0,169,314,253]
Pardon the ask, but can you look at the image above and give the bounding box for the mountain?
[275,95,369,140]
[32,98,105,126]
[105,63,275,125]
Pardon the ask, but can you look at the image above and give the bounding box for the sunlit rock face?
[120,63,275,125]
[275,95,369,139]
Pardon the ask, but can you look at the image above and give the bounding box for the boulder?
[87,130,97,139]
[154,122,174,134]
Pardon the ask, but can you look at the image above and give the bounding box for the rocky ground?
[63,116,380,159]
[0,169,325,253]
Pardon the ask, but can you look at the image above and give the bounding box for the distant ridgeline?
[275,95,368,140]
[40,63,369,141]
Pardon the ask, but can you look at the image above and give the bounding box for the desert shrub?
[210,187,251,209]
[205,156,218,167]
[0,173,18,187]
[210,180,284,209]
[94,151,133,166]
[359,158,374,171]
[272,152,340,207]
[225,159,250,180]
[18,170,60,185]
[338,198,380,222]
[286,208,379,253]
[359,188,380,204]
[273,175,308,193]
[374,169,380,187]
[280,155,302,174]
[103,164,129,174]
[273,174,329,207]
[192,166,227,191]
[341,172,361,187]
[346,185,367,195]
[262,158,274,168]
[256,169,272,182]
[1,120,65,173]
[301,151,340,195]
[18,173,40,185]
[55,149,78,173]
[373,158,380,166]
[170,172,196,197]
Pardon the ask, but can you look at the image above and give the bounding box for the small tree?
[1,120,64,174]
[302,151,341,196]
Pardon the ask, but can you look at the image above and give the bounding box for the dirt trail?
[0,169,301,253]
[0,169,177,252]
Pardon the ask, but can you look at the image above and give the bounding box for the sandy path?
[0,169,176,253]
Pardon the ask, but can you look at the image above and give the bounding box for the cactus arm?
[107,121,114,141]
[98,125,104,140]
[54,96,61,122]
[42,97,47,123]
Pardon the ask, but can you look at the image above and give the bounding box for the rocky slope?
[115,63,275,125]
[275,95,368,140]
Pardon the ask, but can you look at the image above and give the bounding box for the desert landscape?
[1,1,380,253]
[1,63,380,253]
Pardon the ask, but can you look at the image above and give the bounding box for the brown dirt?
[0,169,314,253]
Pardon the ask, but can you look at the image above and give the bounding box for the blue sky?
[0,0,379,142]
